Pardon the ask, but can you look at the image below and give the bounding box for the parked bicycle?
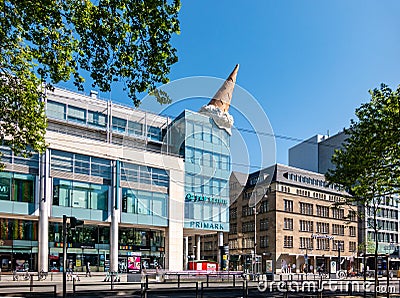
[13,269,30,281]
[38,270,48,281]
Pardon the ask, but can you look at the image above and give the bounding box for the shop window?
[0,172,34,203]
[52,179,108,211]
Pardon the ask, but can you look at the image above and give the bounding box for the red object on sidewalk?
[188,260,219,271]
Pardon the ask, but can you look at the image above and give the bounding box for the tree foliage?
[0,0,180,158]
[326,84,400,292]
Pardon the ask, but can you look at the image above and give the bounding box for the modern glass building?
[0,65,238,273]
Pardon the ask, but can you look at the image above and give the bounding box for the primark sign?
[185,193,228,205]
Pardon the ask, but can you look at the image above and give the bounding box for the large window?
[121,188,167,217]
[299,202,313,215]
[0,172,35,203]
[121,162,169,188]
[51,150,112,180]
[53,179,108,211]
[0,219,37,240]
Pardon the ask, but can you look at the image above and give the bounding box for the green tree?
[326,84,400,295]
[0,0,180,159]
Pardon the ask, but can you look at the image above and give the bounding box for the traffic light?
[69,217,84,229]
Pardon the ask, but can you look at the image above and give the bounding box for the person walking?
[85,261,91,277]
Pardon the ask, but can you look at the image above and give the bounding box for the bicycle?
[38,270,48,281]
[13,269,30,281]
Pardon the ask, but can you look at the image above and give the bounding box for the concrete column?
[165,168,184,271]
[184,236,189,270]
[38,150,50,272]
[196,235,201,260]
[110,160,120,272]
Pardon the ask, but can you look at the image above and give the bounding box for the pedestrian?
[86,261,91,277]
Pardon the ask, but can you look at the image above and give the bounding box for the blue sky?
[60,0,400,169]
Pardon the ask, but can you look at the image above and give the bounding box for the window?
[299,202,313,215]
[260,236,269,248]
[242,221,254,233]
[332,208,345,219]
[121,188,167,217]
[112,117,127,133]
[127,121,143,136]
[348,211,357,222]
[0,172,35,203]
[284,200,293,212]
[349,242,357,252]
[316,238,330,250]
[284,236,293,248]
[88,111,107,127]
[316,222,329,234]
[332,224,345,236]
[260,219,269,231]
[147,126,161,141]
[230,224,237,234]
[46,101,66,120]
[259,201,269,213]
[333,240,345,251]
[349,226,356,237]
[53,179,108,211]
[0,219,38,241]
[229,207,237,220]
[316,205,329,217]
[68,106,86,123]
[299,220,313,232]
[284,218,293,230]
[300,237,313,249]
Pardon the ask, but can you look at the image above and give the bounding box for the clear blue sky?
[60,0,400,169]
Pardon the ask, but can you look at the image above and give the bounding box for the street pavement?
[1,272,400,297]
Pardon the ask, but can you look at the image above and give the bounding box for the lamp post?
[337,242,341,272]
[253,205,258,275]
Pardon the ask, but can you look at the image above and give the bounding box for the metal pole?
[63,215,67,298]
[337,243,341,272]
[386,254,389,298]
[254,203,257,275]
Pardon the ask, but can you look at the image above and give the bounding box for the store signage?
[185,193,228,205]
[0,178,10,199]
[311,234,334,240]
[189,221,225,230]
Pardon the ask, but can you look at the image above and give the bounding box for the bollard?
[233,274,236,287]
[206,274,209,287]
[178,274,180,288]
[72,276,75,296]
[51,271,53,281]
[30,274,33,292]
[111,272,114,291]
[145,274,149,289]
[200,282,204,298]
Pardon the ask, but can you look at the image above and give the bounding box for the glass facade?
[53,179,108,211]
[122,189,167,217]
[0,172,35,203]
[170,110,230,232]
